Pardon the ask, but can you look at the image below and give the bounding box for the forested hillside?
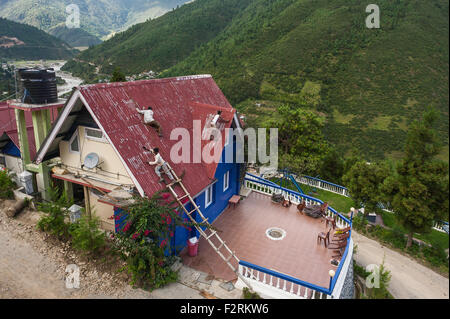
[62,0,449,162]
[64,0,254,76]
[0,18,76,60]
[164,0,449,161]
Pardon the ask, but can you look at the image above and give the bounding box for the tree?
[319,148,344,184]
[381,109,449,248]
[274,105,330,175]
[110,67,126,82]
[343,161,390,217]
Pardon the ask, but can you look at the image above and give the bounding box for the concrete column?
[14,109,31,166]
[32,109,51,149]
[31,109,53,201]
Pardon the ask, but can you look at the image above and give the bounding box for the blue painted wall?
[114,133,242,256]
[173,135,242,254]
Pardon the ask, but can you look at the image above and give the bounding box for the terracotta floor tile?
[180,192,343,288]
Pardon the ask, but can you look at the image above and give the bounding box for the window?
[205,184,214,208]
[85,127,106,142]
[0,156,6,167]
[223,171,230,191]
[69,131,80,153]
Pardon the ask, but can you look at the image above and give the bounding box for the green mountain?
[64,0,254,77]
[63,0,450,162]
[48,25,102,48]
[0,0,189,46]
[0,17,76,60]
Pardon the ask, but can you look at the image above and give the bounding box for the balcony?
[181,174,353,299]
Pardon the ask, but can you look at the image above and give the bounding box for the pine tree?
[381,109,449,248]
[110,67,126,82]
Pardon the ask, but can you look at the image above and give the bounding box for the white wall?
[59,125,134,230]
[0,153,23,184]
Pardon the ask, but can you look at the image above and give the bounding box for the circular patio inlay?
[266,227,286,241]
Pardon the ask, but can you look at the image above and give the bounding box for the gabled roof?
[35,75,241,198]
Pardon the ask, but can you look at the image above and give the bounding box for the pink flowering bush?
[113,191,198,290]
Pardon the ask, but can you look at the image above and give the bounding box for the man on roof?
[211,110,223,127]
[136,106,163,137]
[148,147,174,184]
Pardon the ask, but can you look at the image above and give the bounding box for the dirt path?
[0,204,203,299]
[352,231,449,299]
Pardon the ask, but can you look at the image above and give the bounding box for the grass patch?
[333,109,355,124]
[269,177,355,214]
[368,116,393,131]
[380,211,449,250]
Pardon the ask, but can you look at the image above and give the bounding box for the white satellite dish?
[83,152,100,169]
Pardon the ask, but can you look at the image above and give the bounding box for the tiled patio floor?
[181,191,341,288]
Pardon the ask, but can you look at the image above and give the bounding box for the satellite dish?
[84,152,100,169]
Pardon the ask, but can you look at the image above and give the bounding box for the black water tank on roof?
[18,68,58,104]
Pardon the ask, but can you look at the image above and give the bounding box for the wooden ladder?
[164,163,252,289]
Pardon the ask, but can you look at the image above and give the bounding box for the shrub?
[366,262,393,299]
[69,213,106,254]
[114,193,202,290]
[0,170,15,199]
[352,215,367,232]
[243,287,262,299]
[422,240,448,267]
[355,259,393,299]
[37,187,72,240]
[390,227,407,248]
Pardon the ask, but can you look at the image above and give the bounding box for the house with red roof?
[31,75,356,300]
[34,75,244,243]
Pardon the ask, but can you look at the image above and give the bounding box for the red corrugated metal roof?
[78,75,237,198]
[0,101,59,158]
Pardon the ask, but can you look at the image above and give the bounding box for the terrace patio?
[181,191,346,292]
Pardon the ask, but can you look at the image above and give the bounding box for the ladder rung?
[217,241,225,251]
[177,194,190,201]
[226,254,235,262]
[167,179,182,187]
[205,231,217,240]
[187,209,197,216]
[201,218,209,223]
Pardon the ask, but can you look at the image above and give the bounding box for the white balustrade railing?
[295,175,350,197]
[244,177,351,229]
[433,220,449,234]
[238,262,329,299]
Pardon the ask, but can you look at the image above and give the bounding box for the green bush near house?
[242,287,262,299]
[0,170,15,200]
[69,213,107,255]
[113,194,203,291]
[37,187,72,240]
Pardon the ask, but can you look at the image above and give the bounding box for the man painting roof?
[147,147,174,184]
[136,106,163,137]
